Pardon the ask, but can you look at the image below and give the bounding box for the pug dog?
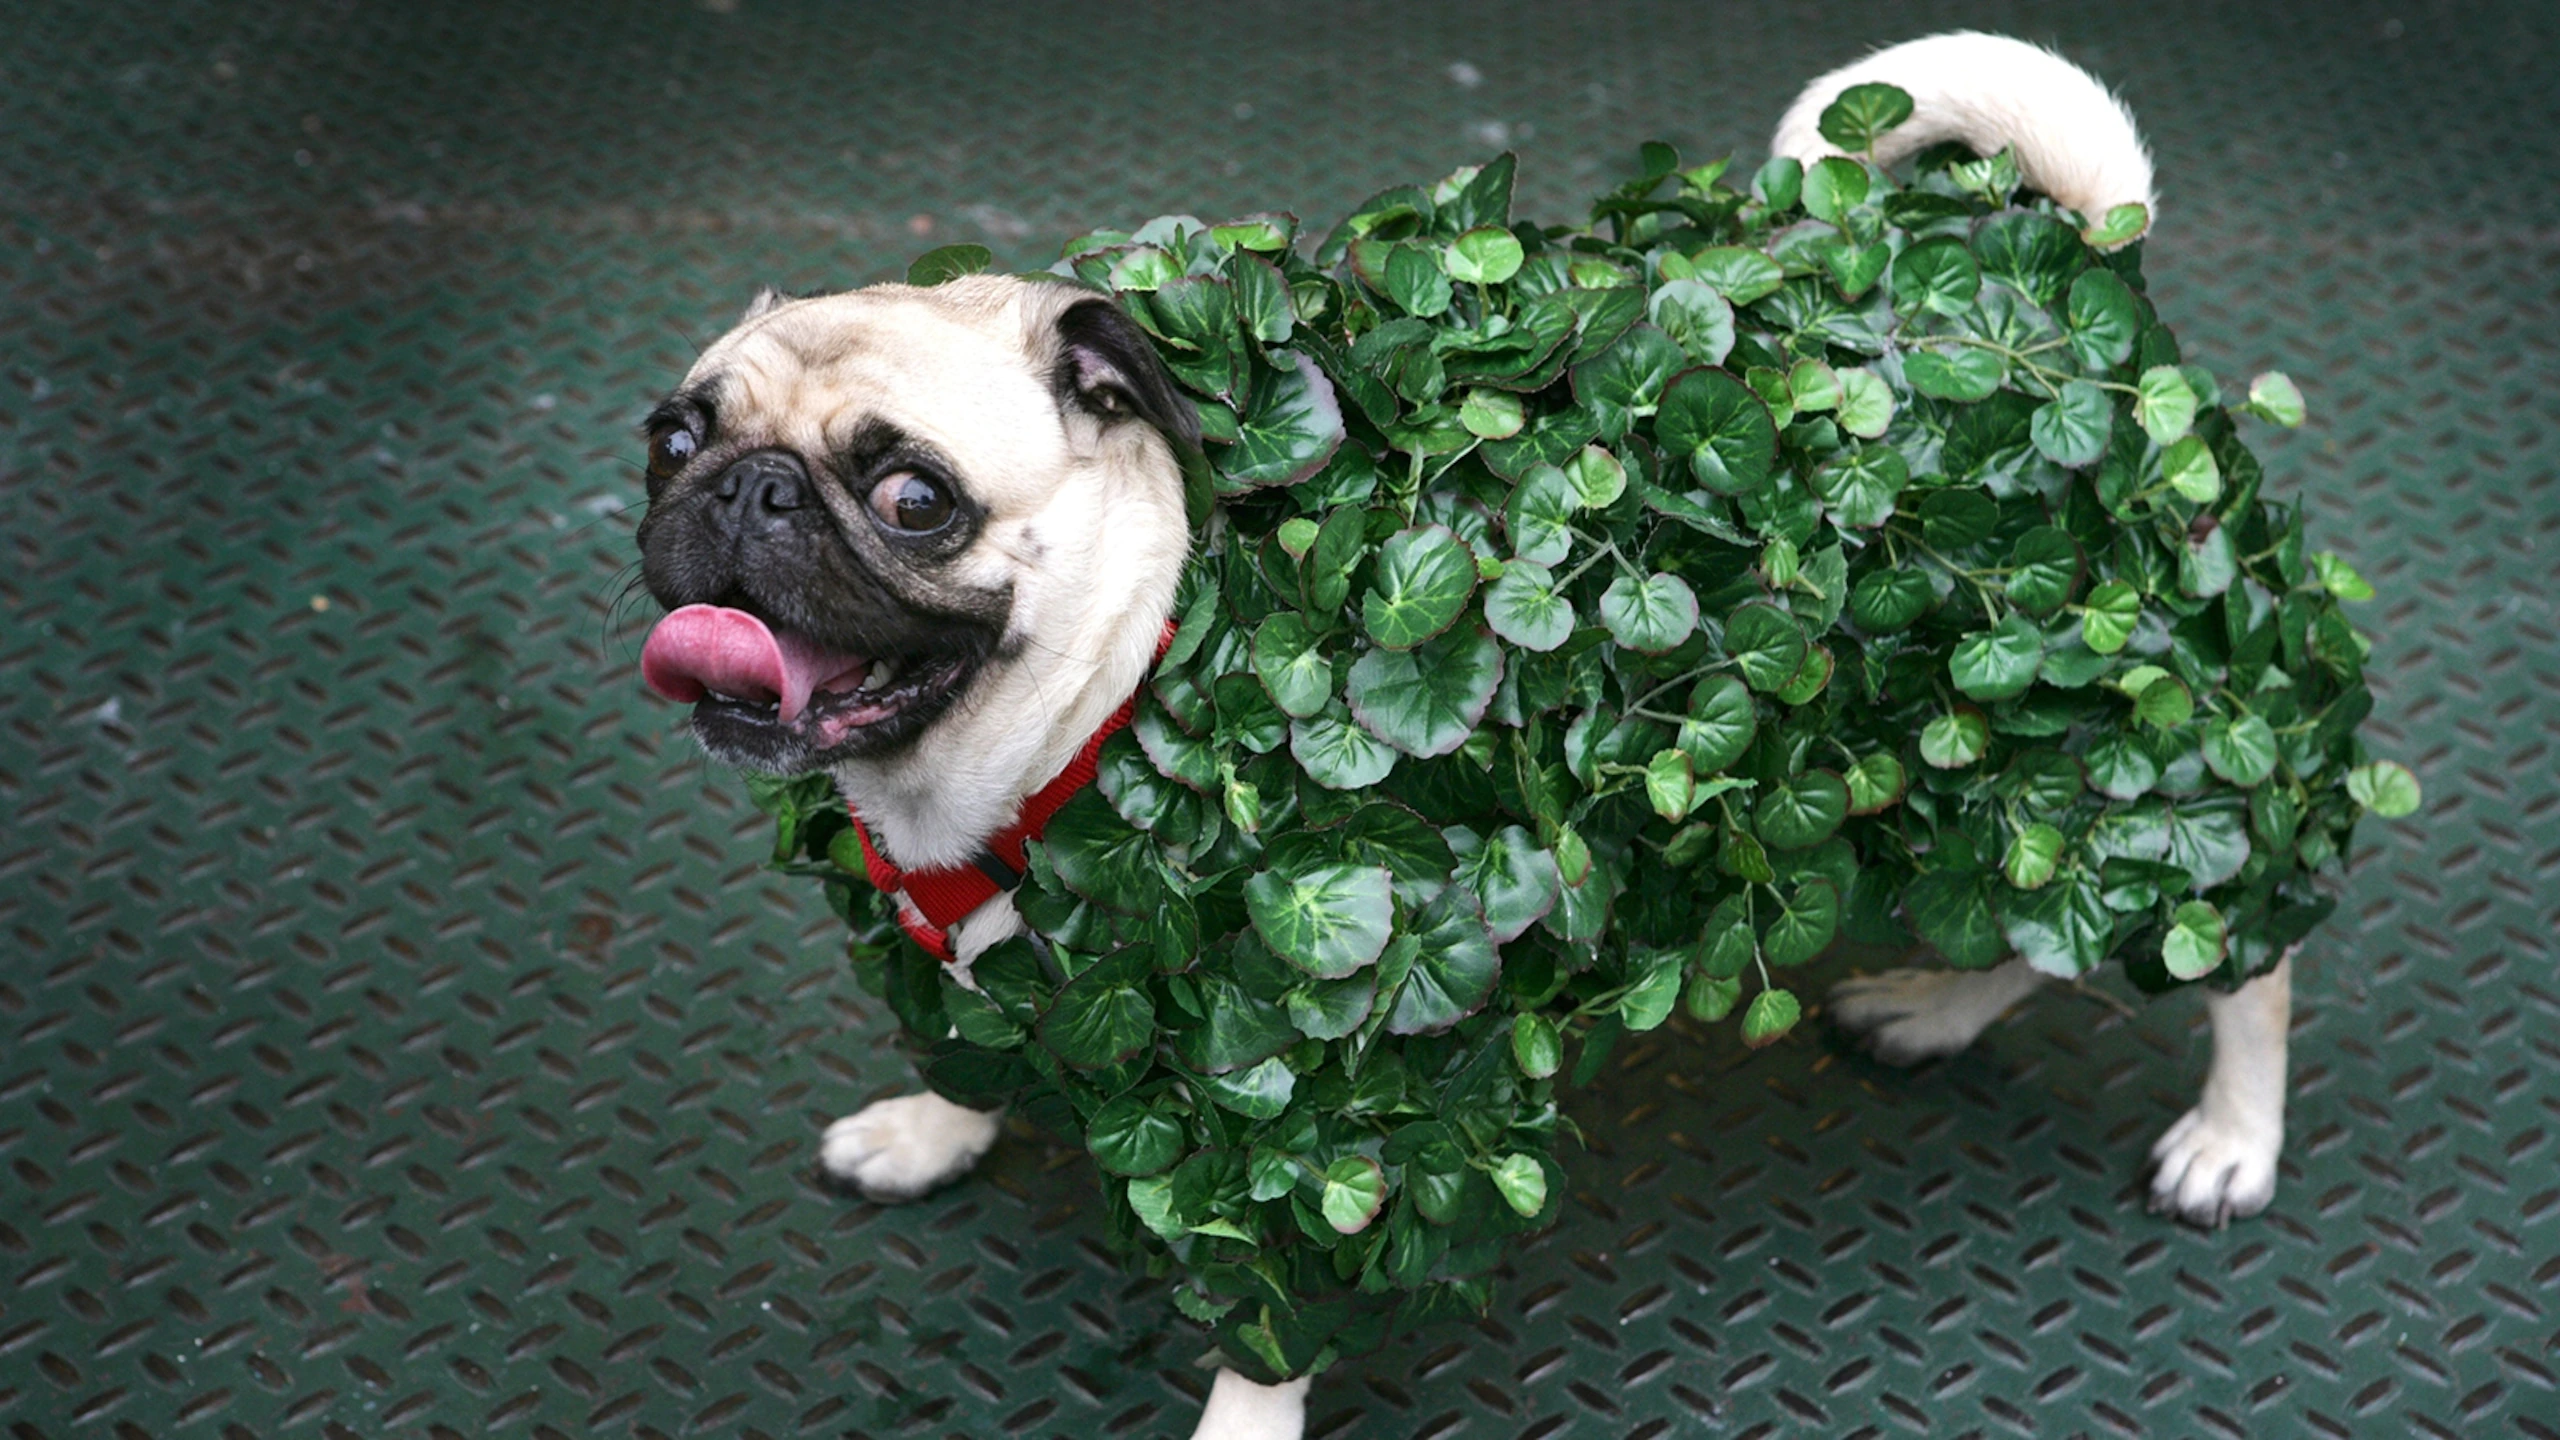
[632,33,2298,1440]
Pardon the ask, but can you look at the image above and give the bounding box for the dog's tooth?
[866,659,898,691]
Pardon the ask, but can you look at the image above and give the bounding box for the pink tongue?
[641,604,868,724]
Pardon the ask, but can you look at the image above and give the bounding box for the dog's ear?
[738,287,798,325]
[1051,297,1202,451]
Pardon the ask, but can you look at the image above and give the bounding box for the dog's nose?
[708,450,809,531]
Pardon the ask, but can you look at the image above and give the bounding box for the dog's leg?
[2148,952,2292,1227]
[1827,956,2049,1064]
[1187,1369,1309,1440]
[817,1092,1001,1201]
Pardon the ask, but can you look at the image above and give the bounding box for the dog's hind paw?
[2147,1105,2279,1228]
[818,1092,1000,1202]
[1827,961,2043,1065]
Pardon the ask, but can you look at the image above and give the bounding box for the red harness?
[843,631,1169,962]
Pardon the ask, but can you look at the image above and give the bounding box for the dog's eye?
[869,472,955,534]
[646,426,698,484]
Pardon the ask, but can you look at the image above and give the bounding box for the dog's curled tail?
[1771,31,2156,241]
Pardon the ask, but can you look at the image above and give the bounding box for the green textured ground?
[3,3,2555,1437]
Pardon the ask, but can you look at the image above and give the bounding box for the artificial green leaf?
[1645,747,1697,822]
[1205,1055,1297,1119]
[1677,675,1757,774]
[1903,868,2006,968]
[2311,551,2374,601]
[1834,366,1895,438]
[1920,488,1998,551]
[1920,707,1990,769]
[1648,278,1736,367]
[2181,512,2242,597]
[2201,713,2279,787]
[1696,896,1755,978]
[1764,879,1839,966]
[1253,614,1334,719]
[1458,387,1525,439]
[1904,345,2004,402]
[1802,156,1870,224]
[1818,81,1916,150]
[1445,226,1525,285]
[1655,368,1777,497]
[1824,240,1890,298]
[2162,435,2222,504]
[1756,155,1804,211]
[2082,202,2149,249]
[1321,1155,1388,1233]
[1483,559,1574,651]
[1363,525,1478,649]
[2162,900,2227,980]
[2248,371,2306,428]
[1125,1174,1182,1242]
[1772,644,1834,705]
[1619,948,1684,1031]
[1685,973,1741,1022]
[1384,888,1500,1034]
[1599,572,1699,653]
[2163,798,2253,888]
[1950,616,2045,701]
[1244,862,1394,979]
[2134,365,2198,446]
[2066,268,2138,370]
[2030,380,2112,468]
[2003,869,2111,978]
[1450,824,1563,942]
[1971,210,2082,308]
[1740,987,1802,1048]
[1347,628,1504,758]
[1850,568,1933,632]
[1385,242,1453,317]
[2004,822,2065,889]
[1688,245,1785,305]
[1088,1096,1186,1177]
[2133,675,2194,729]
[1222,350,1346,490]
[1786,358,1840,411]
[1563,445,1628,508]
[2005,527,2082,615]
[1038,947,1155,1069]
[1284,974,1375,1041]
[1511,1013,1562,1079]
[1843,751,1906,813]
[1724,603,1808,692]
[906,243,993,286]
[1574,325,1686,437]
[1889,236,1979,317]
[1043,789,1163,911]
[2347,760,2421,818]
[2083,730,2159,800]
[1291,709,1398,789]
[1756,770,1849,850]
[2079,580,2140,653]
[1809,444,1907,529]
[1490,1153,1548,1217]
[1504,463,1578,565]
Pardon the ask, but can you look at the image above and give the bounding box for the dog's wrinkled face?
[635,275,1196,789]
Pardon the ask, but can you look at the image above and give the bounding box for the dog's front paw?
[2147,1105,2279,1228]
[818,1092,1000,1202]
[1828,966,2015,1064]
[1188,1370,1309,1440]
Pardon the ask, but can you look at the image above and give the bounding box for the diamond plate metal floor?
[2,3,2554,1437]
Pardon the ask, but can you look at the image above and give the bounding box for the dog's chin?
[689,649,982,775]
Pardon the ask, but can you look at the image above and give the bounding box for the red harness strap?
[846,629,1171,962]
